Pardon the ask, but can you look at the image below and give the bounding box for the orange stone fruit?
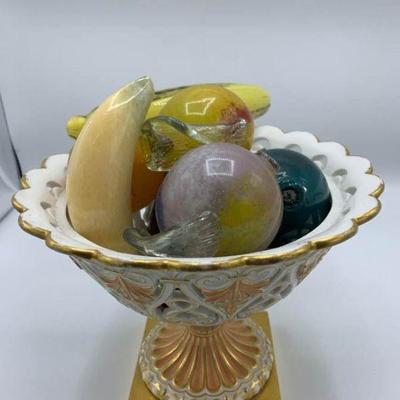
[131,143,166,212]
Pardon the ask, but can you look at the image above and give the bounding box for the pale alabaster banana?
[66,77,154,252]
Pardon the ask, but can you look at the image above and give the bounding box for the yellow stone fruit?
[66,77,154,252]
[139,85,256,171]
[160,84,254,149]
[65,83,270,139]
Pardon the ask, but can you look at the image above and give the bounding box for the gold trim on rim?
[11,140,384,272]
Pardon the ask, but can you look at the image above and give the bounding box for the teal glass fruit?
[264,149,332,247]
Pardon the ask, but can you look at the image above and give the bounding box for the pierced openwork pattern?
[11,126,383,400]
[71,249,328,325]
[12,126,383,272]
[37,179,64,228]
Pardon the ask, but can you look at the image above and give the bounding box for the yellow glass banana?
[66,83,270,139]
[66,77,154,252]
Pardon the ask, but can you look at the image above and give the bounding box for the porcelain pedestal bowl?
[12,126,383,400]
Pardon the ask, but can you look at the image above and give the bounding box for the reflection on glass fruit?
[139,85,256,172]
[265,149,332,247]
[66,83,269,139]
[160,85,254,149]
[140,115,250,171]
[155,143,283,256]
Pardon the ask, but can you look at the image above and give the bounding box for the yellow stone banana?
[66,77,154,252]
[66,83,270,139]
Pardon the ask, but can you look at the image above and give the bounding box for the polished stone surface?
[161,85,254,148]
[66,77,154,252]
[156,143,282,256]
[140,85,255,171]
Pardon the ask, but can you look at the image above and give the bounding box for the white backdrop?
[0,1,399,399]
[1,0,399,175]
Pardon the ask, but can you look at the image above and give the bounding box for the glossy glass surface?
[66,83,270,140]
[140,85,255,172]
[124,211,220,257]
[161,85,253,138]
[265,149,332,247]
[140,115,250,171]
[156,143,283,256]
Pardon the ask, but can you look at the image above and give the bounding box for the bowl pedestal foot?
[139,317,274,400]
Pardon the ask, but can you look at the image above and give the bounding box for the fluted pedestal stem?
[139,318,273,400]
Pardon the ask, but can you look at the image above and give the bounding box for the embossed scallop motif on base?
[139,318,273,400]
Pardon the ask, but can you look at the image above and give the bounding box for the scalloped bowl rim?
[12,125,384,271]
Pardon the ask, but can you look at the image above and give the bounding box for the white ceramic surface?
[12,125,383,326]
